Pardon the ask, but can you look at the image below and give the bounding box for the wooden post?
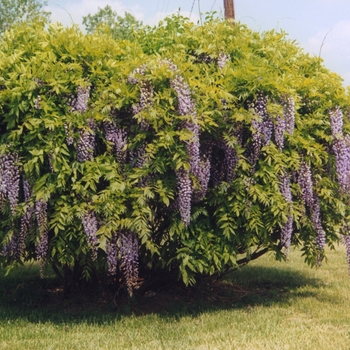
[224,0,235,20]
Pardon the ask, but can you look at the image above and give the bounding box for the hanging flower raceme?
[76,118,96,162]
[311,194,326,263]
[332,138,350,192]
[35,199,49,263]
[103,122,128,165]
[71,86,90,113]
[298,161,314,208]
[0,153,20,215]
[250,93,268,166]
[120,230,139,296]
[170,70,200,224]
[106,232,118,276]
[330,106,343,137]
[298,161,326,261]
[329,107,350,192]
[176,168,192,226]
[15,179,34,260]
[282,96,295,135]
[274,116,286,151]
[81,210,99,261]
[279,172,293,250]
[217,52,230,70]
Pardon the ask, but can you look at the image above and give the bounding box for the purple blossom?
[72,86,90,113]
[274,116,286,151]
[279,172,293,249]
[132,80,154,115]
[127,65,147,84]
[158,58,178,72]
[103,122,128,165]
[106,233,118,276]
[76,118,96,162]
[120,230,139,296]
[35,199,48,262]
[176,168,192,226]
[64,123,74,146]
[329,106,343,137]
[192,158,211,202]
[0,153,20,215]
[217,52,230,70]
[311,194,326,265]
[261,115,273,147]
[298,161,314,208]
[332,138,350,192]
[250,93,268,165]
[171,75,197,117]
[282,96,295,135]
[81,210,99,260]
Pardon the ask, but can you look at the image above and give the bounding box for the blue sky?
[46,0,350,87]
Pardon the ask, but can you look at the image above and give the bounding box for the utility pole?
[224,0,235,20]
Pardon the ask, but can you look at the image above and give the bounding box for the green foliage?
[0,0,50,34]
[0,16,349,291]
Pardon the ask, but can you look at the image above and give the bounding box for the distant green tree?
[0,0,50,34]
[82,5,143,40]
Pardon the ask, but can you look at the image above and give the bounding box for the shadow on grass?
[0,263,324,324]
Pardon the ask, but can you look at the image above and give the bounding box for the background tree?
[82,5,143,40]
[0,0,50,34]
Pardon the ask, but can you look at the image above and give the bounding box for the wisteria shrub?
[0,17,350,293]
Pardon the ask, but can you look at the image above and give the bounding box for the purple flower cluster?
[71,86,90,113]
[171,74,197,117]
[2,179,34,260]
[81,210,99,261]
[332,138,350,192]
[35,199,48,262]
[171,73,202,223]
[217,52,230,70]
[274,116,286,151]
[329,106,343,137]
[171,74,200,173]
[120,230,139,296]
[106,233,118,276]
[298,161,325,260]
[76,118,96,162]
[279,172,293,249]
[17,180,34,259]
[282,96,295,135]
[250,93,268,165]
[0,153,20,215]
[217,138,239,183]
[329,107,350,192]
[158,58,178,72]
[64,123,74,146]
[176,168,192,226]
[132,80,154,115]
[298,161,314,208]
[103,122,128,165]
[127,65,147,85]
[192,158,211,202]
[311,195,326,260]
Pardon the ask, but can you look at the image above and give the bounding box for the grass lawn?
[0,246,349,350]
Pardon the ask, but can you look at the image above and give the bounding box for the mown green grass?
[1,246,350,350]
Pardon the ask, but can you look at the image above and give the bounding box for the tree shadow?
[0,263,324,324]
